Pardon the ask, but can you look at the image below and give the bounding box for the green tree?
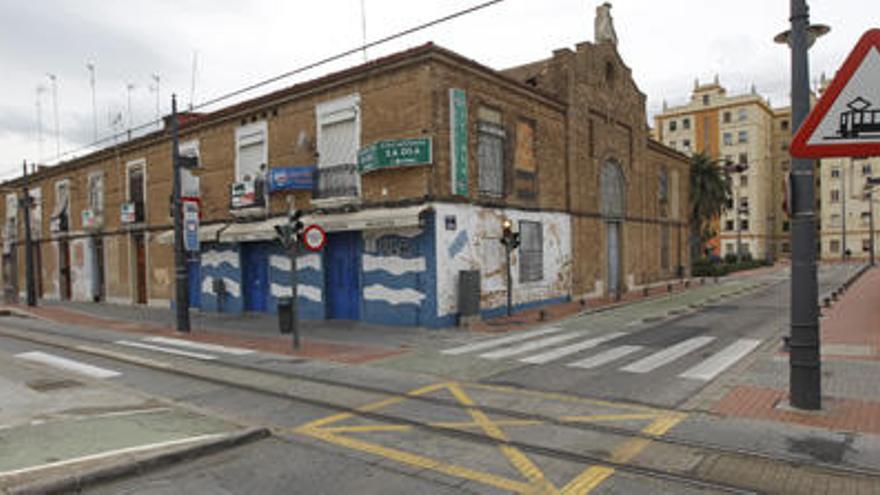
[689,153,731,263]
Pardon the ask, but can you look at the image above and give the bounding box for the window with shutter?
[478,120,505,197]
[235,122,267,182]
[519,220,543,282]
[319,118,357,168]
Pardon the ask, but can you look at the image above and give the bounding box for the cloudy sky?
[1,0,877,180]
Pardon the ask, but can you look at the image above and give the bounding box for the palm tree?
[689,153,731,263]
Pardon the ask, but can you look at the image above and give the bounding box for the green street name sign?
[358,137,432,173]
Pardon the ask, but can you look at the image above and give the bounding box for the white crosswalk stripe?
[567,345,644,369]
[441,326,566,355]
[15,351,121,378]
[479,332,590,360]
[115,340,217,360]
[620,337,715,373]
[679,339,761,381]
[143,337,254,356]
[519,332,627,364]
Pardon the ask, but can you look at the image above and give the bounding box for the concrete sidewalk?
[694,265,880,435]
[0,350,264,494]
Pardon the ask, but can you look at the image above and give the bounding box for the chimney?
[594,2,618,46]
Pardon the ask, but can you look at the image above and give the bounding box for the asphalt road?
[0,263,869,495]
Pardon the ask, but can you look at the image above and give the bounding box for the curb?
[3,427,270,495]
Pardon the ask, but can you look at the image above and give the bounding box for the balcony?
[313,163,360,205]
[229,179,267,218]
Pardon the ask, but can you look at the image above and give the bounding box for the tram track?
[2,319,879,494]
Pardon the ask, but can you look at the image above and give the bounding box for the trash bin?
[278,297,293,334]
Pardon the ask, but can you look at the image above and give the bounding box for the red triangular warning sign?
[790,29,880,158]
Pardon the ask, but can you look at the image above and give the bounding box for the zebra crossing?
[14,337,255,379]
[441,328,763,382]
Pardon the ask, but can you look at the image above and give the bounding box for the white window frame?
[235,121,267,182]
[28,187,42,239]
[518,220,544,283]
[179,138,200,166]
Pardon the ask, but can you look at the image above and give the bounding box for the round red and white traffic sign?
[302,224,326,252]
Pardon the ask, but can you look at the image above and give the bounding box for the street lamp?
[499,218,520,317]
[775,0,827,411]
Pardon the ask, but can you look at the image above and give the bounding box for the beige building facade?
[819,157,879,261]
[655,79,784,261]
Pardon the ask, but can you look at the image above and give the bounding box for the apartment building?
[655,79,789,261]
[1,8,688,327]
[820,157,879,260]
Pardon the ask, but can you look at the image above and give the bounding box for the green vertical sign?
[449,88,468,196]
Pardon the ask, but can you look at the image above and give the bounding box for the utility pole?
[46,73,59,159]
[21,161,36,307]
[171,94,190,333]
[785,0,822,410]
[87,63,97,141]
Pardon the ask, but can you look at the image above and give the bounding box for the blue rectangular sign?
[268,166,316,192]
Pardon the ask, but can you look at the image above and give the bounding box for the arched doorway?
[601,160,626,297]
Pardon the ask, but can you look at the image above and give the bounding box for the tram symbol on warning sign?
[833,97,880,140]
[791,29,880,158]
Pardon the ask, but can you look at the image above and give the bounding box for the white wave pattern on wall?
[203,250,239,268]
[270,283,322,302]
[223,278,241,298]
[269,255,290,272]
[271,253,322,272]
[363,284,425,306]
[362,254,425,276]
[299,254,322,271]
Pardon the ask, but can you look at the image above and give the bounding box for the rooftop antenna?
[189,50,198,110]
[360,0,368,61]
[87,62,97,141]
[126,83,136,136]
[150,74,161,123]
[35,84,47,162]
[46,73,59,160]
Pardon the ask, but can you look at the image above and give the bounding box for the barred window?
[519,220,543,282]
[477,107,505,197]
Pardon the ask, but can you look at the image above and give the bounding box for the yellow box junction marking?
[295,381,686,494]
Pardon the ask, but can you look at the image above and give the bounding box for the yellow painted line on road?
[448,382,557,493]
[560,466,616,494]
[294,381,690,495]
[299,427,535,494]
[295,381,450,431]
[465,381,663,412]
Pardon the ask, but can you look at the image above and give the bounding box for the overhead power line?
[34,0,504,168]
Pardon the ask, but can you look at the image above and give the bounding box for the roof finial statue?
[694,78,699,90]
[713,74,719,85]
[662,99,668,111]
[594,2,618,46]
[750,83,757,95]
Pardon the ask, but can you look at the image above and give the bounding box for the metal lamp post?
[775,0,829,411]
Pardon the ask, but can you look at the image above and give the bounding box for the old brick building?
[1,9,688,328]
